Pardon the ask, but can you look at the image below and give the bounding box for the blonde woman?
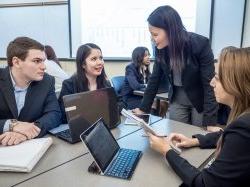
[147,47,250,186]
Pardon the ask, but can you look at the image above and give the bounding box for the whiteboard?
[0,4,70,58]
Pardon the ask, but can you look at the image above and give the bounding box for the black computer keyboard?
[106,148,141,179]
[56,129,72,141]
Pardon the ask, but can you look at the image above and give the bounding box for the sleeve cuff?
[34,121,42,129]
[3,119,11,132]
[165,149,179,160]
[192,134,207,149]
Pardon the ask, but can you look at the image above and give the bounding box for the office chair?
[111,76,127,111]
[110,76,125,96]
[0,64,7,68]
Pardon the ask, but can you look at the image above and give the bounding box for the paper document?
[0,137,53,172]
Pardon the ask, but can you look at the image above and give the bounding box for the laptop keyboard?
[106,148,141,179]
[56,129,72,141]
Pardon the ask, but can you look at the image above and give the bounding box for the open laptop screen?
[81,119,120,172]
[63,87,120,136]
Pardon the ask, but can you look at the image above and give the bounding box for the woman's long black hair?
[75,43,107,92]
[147,5,188,73]
[131,46,151,82]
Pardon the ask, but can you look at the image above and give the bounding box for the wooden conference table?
[1,117,214,187]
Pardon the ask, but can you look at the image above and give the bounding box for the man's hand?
[13,122,40,139]
[0,132,28,146]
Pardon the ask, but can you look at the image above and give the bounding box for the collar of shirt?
[9,70,31,92]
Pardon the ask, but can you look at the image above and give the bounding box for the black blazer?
[140,32,218,126]
[166,112,250,187]
[121,63,150,97]
[0,67,62,137]
[58,75,111,123]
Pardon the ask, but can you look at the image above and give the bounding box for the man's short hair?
[7,37,44,66]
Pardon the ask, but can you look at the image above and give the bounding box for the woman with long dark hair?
[121,46,151,109]
[147,47,250,186]
[133,6,220,131]
[58,43,110,123]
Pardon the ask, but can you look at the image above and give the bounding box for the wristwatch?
[10,119,19,132]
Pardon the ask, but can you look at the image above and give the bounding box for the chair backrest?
[111,76,125,96]
[0,64,7,69]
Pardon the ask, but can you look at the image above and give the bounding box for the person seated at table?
[121,46,151,109]
[44,45,69,92]
[147,46,250,186]
[0,37,61,146]
[58,43,111,123]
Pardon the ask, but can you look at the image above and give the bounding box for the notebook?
[0,137,52,172]
[49,87,120,143]
[80,118,142,180]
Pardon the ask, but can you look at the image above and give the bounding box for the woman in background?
[58,43,110,123]
[121,47,151,109]
[44,45,69,92]
[148,47,250,186]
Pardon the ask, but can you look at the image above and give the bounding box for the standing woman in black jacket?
[148,47,250,187]
[121,47,151,109]
[133,5,219,131]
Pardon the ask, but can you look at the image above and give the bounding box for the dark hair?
[132,46,151,82]
[7,37,44,66]
[147,5,188,73]
[44,45,61,67]
[75,43,107,92]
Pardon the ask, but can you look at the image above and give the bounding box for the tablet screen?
[124,114,151,125]
[81,119,119,172]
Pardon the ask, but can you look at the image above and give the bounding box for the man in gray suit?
[0,37,61,146]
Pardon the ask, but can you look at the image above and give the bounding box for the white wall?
[0,0,65,4]
[0,1,69,58]
[1,0,248,59]
[195,0,212,38]
[211,0,245,57]
[70,0,82,57]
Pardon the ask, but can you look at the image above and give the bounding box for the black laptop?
[80,118,142,180]
[50,87,120,143]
